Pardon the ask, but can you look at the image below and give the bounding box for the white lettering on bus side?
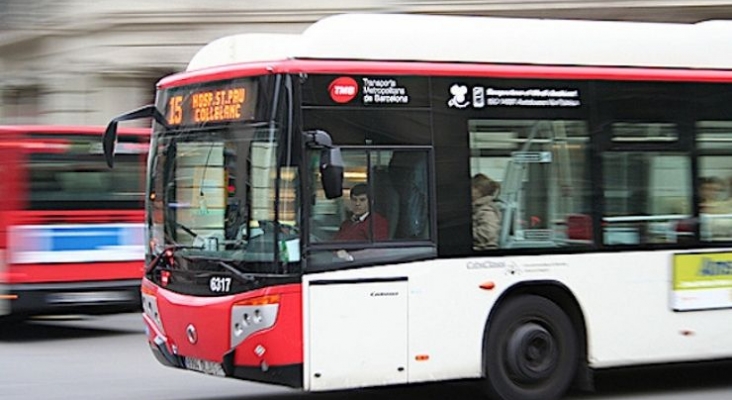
[361,77,410,105]
[448,85,582,109]
[333,86,356,96]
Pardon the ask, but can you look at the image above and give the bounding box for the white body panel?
[187,33,301,72]
[188,14,732,72]
[306,279,408,390]
[302,248,732,389]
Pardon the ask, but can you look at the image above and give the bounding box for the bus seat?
[674,217,696,244]
[389,152,428,239]
[567,213,592,241]
[371,167,399,239]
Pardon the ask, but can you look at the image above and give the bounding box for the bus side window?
[306,149,434,271]
[469,119,592,250]
[602,144,692,245]
[310,149,431,244]
[697,122,732,242]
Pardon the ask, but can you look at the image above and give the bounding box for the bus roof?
[186,13,732,72]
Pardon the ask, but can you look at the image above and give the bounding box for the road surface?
[1,313,731,400]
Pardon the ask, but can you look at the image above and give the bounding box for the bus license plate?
[184,357,225,376]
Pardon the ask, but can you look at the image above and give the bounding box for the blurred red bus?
[0,125,149,320]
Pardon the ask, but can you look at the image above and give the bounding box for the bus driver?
[334,183,389,242]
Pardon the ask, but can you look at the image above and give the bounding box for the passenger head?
[700,176,725,203]
[471,174,500,202]
[349,183,370,217]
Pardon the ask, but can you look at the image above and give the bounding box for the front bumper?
[146,317,302,387]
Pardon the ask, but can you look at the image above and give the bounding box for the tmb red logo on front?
[328,77,358,103]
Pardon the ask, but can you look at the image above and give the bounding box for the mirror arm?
[103,105,168,168]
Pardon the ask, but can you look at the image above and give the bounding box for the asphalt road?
[1,313,731,400]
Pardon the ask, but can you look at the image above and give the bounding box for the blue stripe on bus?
[49,227,123,251]
[9,224,145,264]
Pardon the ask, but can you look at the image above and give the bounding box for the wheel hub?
[506,322,558,383]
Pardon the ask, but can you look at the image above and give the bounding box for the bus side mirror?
[103,122,118,168]
[304,129,344,199]
[320,147,344,199]
[103,104,168,168]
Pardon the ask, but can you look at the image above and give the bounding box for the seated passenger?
[700,176,732,214]
[699,176,732,239]
[333,183,389,242]
[471,173,501,250]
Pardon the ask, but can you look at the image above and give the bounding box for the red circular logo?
[328,77,358,103]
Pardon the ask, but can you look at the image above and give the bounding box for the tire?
[482,295,578,400]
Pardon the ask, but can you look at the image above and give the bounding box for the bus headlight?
[142,289,165,335]
[230,295,279,348]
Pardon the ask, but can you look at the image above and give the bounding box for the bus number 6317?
[209,277,232,293]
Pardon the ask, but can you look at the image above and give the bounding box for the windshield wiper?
[147,243,205,273]
[216,260,258,283]
[215,259,297,283]
[175,222,198,238]
[166,244,205,251]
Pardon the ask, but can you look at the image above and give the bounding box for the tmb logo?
[328,77,358,103]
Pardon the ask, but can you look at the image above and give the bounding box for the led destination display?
[162,79,258,127]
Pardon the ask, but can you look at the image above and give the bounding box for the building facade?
[2,0,732,126]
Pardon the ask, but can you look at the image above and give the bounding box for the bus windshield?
[148,123,299,275]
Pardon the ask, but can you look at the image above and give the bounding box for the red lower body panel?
[142,280,303,382]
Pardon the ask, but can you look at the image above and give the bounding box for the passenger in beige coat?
[471,173,502,250]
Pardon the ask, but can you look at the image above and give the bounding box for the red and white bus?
[0,125,148,320]
[105,14,732,400]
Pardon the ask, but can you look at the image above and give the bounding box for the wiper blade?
[173,221,198,238]
[217,260,256,282]
[147,244,204,273]
[168,243,204,250]
[216,260,297,283]
[154,244,204,256]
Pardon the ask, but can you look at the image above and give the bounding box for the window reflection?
[697,121,732,241]
[309,150,430,244]
[307,148,432,270]
[602,152,691,245]
[469,119,592,250]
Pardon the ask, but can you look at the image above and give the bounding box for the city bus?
[104,14,732,400]
[0,125,148,320]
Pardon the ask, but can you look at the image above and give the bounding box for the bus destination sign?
[163,79,257,127]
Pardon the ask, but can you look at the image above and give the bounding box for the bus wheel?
[482,295,577,400]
